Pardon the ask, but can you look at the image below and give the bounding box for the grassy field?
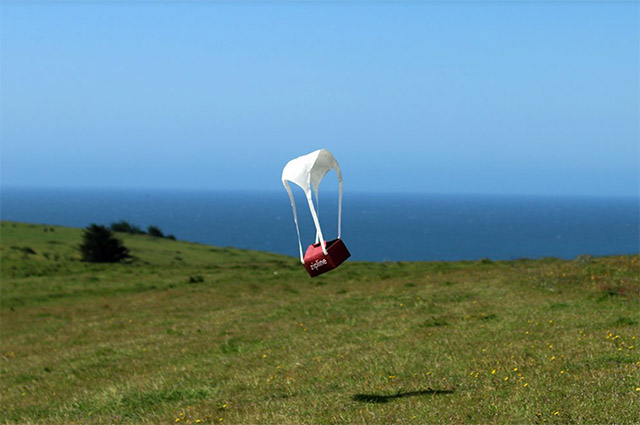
[1,221,639,424]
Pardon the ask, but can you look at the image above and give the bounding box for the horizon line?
[1,184,638,200]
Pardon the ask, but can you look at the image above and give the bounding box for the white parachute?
[281,149,343,263]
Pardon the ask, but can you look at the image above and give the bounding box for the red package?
[303,238,351,277]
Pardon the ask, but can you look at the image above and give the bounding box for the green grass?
[1,221,639,424]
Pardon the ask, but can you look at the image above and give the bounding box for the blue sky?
[1,1,638,196]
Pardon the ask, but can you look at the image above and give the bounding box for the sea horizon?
[1,186,638,262]
[2,184,639,199]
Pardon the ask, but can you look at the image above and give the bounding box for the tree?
[80,224,130,263]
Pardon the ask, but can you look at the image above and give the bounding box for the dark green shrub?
[80,224,130,263]
[11,246,36,255]
[110,220,145,235]
[147,225,164,238]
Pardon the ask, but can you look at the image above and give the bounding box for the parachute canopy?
[281,149,343,263]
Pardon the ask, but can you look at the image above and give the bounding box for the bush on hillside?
[147,225,164,238]
[80,224,130,263]
[110,220,145,235]
[109,220,176,240]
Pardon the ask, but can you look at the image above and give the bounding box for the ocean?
[1,187,638,262]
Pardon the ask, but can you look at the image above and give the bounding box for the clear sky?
[1,1,638,196]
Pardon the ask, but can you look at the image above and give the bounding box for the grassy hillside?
[1,221,638,424]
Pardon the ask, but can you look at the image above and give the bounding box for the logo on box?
[310,259,327,271]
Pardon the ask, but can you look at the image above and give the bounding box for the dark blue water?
[1,187,638,262]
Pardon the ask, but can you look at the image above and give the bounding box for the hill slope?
[1,221,638,424]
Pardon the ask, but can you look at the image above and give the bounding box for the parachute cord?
[314,188,320,244]
[284,182,304,263]
[338,175,343,240]
[306,190,328,255]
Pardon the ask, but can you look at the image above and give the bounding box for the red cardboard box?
[303,238,351,277]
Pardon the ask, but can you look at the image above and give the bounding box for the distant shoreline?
[2,219,637,265]
[2,189,638,262]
